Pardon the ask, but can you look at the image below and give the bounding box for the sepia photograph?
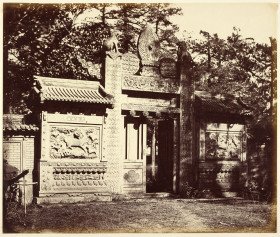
[2,0,278,234]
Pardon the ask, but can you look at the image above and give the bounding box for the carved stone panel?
[205,131,242,160]
[50,126,101,160]
[159,58,177,78]
[39,162,107,194]
[122,75,180,94]
[123,168,143,185]
[122,53,140,75]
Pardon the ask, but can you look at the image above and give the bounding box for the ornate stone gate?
[21,24,250,203]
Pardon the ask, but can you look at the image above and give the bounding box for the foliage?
[3,3,182,114]
[186,28,274,145]
[186,29,275,200]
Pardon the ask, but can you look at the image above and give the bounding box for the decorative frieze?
[45,113,103,124]
[40,162,108,194]
[122,103,180,114]
[124,96,176,108]
[122,53,140,75]
[122,75,180,94]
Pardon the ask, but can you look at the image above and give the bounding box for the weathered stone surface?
[104,53,123,194]
[122,53,139,75]
[50,126,101,159]
[159,58,177,78]
[38,112,109,201]
[3,26,250,203]
[122,74,180,94]
[3,136,36,204]
[178,49,196,194]
[138,24,160,66]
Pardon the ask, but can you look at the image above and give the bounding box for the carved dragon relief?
[50,126,101,159]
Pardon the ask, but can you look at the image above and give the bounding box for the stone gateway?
[3,25,251,203]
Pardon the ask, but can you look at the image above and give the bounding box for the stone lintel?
[122,104,180,115]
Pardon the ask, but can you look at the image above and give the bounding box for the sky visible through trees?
[3,3,276,148]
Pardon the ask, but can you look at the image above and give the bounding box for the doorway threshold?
[123,192,174,200]
[144,192,173,198]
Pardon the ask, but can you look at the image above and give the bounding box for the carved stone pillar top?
[138,24,160,67]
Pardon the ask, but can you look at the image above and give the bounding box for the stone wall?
[198,123,246,197]
[3,135,36,204]
[35,112,110,203]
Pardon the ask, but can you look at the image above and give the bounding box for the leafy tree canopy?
[185,28,275,145]
[3,3,275,146]
[3,3,182,113]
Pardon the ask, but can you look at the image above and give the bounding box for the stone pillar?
[103,52,123,194]
[178,44,195,195]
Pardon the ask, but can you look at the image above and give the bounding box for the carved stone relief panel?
[122,53,140,75]
[50,126,101,160]
[205,131,242,160]
[123,168,143,185]
[122,75,180,94]
[39,162,107,194]
[159,58,177,78]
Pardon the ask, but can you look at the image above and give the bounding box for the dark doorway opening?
[146,119,174,193]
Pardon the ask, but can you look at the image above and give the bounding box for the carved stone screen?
[38,113,109,202]
[198,123,246,196]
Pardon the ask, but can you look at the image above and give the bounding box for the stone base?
[34,193,112,204]
[222,192,238,198]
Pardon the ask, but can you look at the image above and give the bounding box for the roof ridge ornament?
[137,24,161,76]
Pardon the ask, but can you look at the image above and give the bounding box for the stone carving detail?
[122,53,140,75]
[50,126,101,159]
[138,24,160,66]
[199,160,240,193]
[177,41,193,64]
[53,166,107,188]
[103,31,119,53]
[159,58,177,78]
[40,163,107,193]
[40,166,53,191]
[124,170,141,184]
[205,131,242,160]
[122,75,180,94]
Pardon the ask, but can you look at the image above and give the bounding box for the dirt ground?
[4,198,276,233]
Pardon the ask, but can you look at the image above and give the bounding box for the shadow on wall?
[183,161,242,199]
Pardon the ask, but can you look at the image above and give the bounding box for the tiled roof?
[194,91,251,116]
[4,124,39,132]
[3,115,39,132]
[33,76,114,105]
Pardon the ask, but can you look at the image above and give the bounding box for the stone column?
[178,45,196,195]
[103,52,123,194]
